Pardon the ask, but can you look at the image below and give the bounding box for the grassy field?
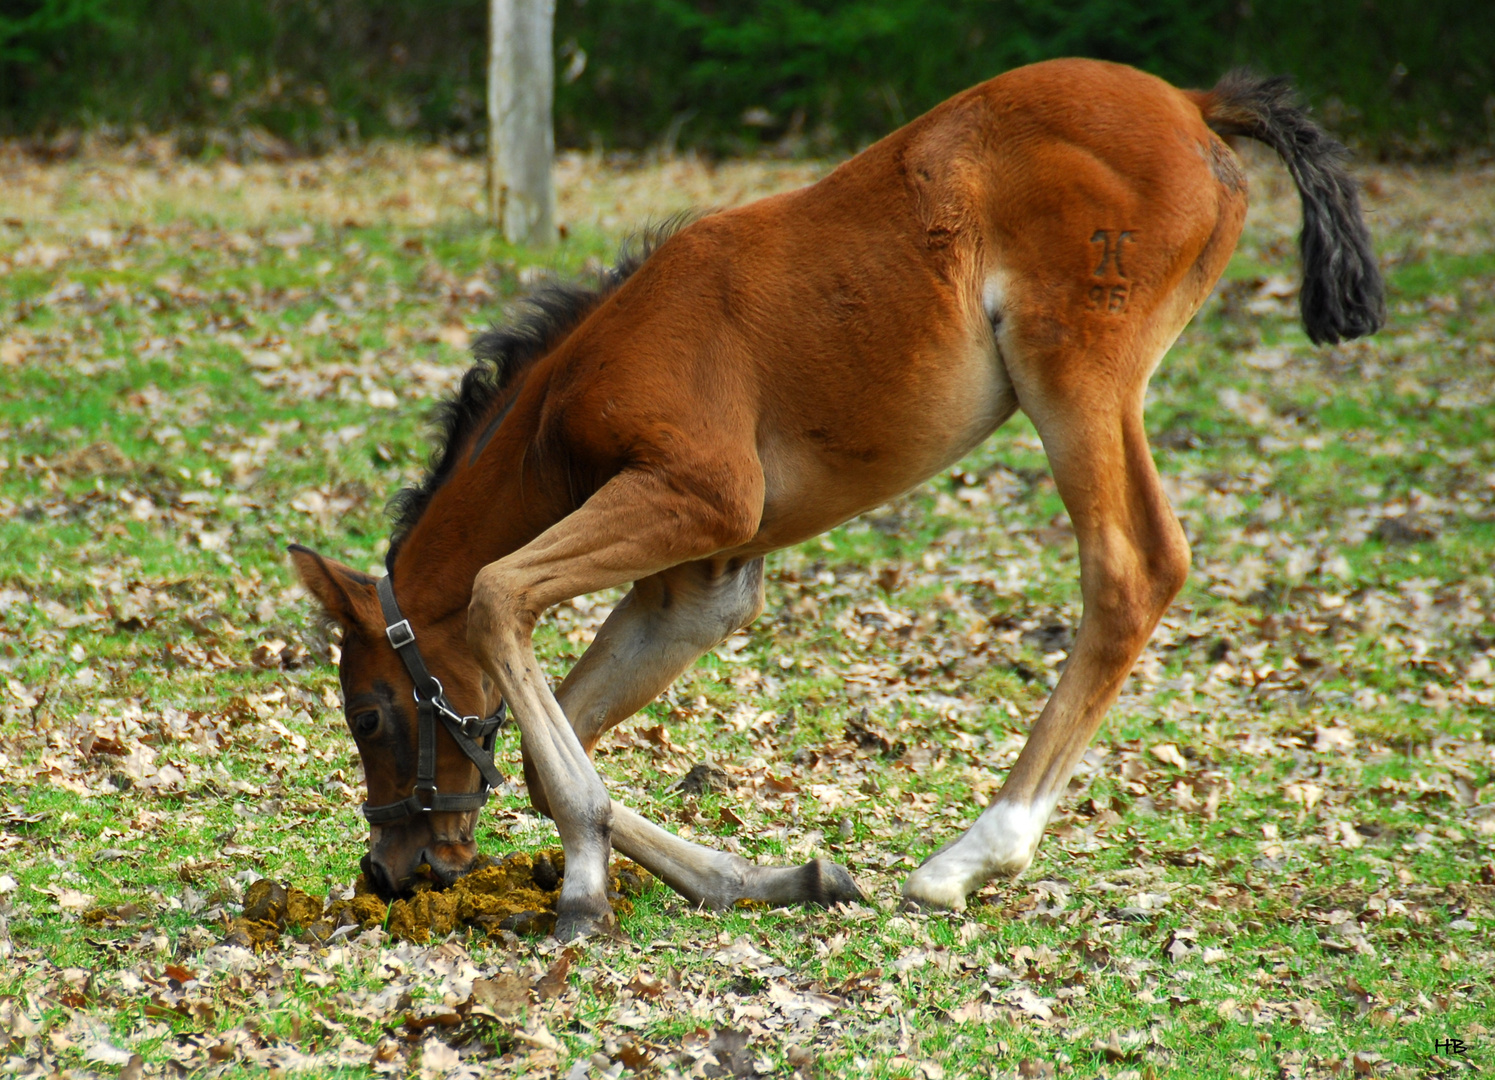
[0,141,1492,1080]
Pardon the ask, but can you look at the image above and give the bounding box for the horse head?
[289,545,500,897]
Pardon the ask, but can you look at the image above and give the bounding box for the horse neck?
[386,401,571,632]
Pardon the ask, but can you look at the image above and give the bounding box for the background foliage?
[1,0,1492,158]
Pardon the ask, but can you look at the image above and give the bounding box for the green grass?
[0,154,1491,1080]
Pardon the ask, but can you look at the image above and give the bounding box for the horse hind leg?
[903,322,1193,910]
[553,557,864,909]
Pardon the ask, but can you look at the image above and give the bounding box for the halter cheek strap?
[360,576,507,825]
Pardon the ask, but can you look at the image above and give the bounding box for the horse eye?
[350,710,380,739]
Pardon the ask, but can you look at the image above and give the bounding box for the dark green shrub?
[0,0,1490,157]
[553,0,1233,152]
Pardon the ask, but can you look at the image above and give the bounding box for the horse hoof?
[899,867,969,913]
[898,894,958,915]
[804,858,865,906]
[553,902,621,943]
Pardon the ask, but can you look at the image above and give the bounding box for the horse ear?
[288,544,381,631]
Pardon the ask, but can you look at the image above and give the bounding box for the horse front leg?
[467,465,768,940]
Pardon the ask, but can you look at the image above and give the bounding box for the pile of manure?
[221,848,651,947]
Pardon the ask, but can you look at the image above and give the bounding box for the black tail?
[1202,70,1384,345]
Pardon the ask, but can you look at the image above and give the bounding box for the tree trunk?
[488,0,556,246]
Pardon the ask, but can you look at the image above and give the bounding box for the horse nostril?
[361,853,402,899]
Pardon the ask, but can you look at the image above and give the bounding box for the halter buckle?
[373,575,507,823]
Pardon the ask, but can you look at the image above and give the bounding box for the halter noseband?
[361,575,508,825]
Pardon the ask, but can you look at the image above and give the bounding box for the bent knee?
[695,497,760,553]
[668,460,763,554]
[715,558,766,632]
[653,558,765,647]
[468,565,538,647]
[735,559,767,628]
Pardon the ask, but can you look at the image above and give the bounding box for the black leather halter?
[361,575,508,825]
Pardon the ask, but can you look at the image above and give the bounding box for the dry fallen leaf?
[468,974,529,1019]
[1149,743,1189,769]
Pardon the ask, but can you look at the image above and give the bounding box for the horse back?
[525,59,1247,541]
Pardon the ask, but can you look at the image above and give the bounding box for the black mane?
[385,219,691,567]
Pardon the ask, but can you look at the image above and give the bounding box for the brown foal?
[292,58,1382,940]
